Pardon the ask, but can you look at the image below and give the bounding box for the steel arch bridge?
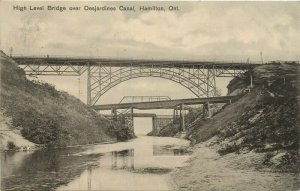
[12,55,261,106]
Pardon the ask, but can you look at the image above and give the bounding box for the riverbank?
[171,141,299,191]
[0,110,36,150]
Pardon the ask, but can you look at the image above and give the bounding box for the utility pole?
[260,52,264,64]
[10,47,13,57]
[78,77,81,101]
[250,72,253,89]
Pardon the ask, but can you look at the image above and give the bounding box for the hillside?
[154,62,299,171]
[169,62,300,191]
[0,51,134,149]
[191,63,299,170]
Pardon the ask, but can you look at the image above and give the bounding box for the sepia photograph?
[0,1,299,191]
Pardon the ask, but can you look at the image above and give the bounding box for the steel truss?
[14,56,257,106]
[18,60,88,76]
[86,64,247,106]
[119,96,171,103]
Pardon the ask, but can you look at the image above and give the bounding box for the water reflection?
[111,149,134,170]
[1,147,102,191]
[2,136,190,191]
[153,145,188,156]
[87,165,92,191]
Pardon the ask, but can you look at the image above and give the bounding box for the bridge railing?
[11,54,266,64]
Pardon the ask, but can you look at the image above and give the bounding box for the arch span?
[87,65,216,105]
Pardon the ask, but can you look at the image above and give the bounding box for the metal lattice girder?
[12,55,261,106]
[16,59,88,76]
[87,64,220,105]
[119,96,171,103]
[13,56,260,77]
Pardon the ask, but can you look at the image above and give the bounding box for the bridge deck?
[92,96,239,110]
[12,56,261,69]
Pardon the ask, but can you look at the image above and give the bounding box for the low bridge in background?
[97,95,240,132]
[93,95,238,110]
[103,113,174,134]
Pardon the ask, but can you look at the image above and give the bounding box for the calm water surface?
[1,136,191,191]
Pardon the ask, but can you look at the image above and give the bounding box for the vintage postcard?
[0,1,299,191]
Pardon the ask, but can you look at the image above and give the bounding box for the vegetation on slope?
[153,62,300,170]
[0,51,134,148]
[212,63,300,171]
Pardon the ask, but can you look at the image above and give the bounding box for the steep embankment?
[0,51,134,149]
[189,63,299,170]
[157,62,299,170]
[170,63,300,191]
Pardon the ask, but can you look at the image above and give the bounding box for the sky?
[1,1,299,133]
[1,2,300,60]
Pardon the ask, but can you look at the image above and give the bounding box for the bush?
[7,141,17,150]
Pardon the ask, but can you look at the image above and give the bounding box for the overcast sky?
[1,1,300,60]
[1,1,299,103]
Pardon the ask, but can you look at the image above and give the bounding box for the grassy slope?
[187,92,257,143]
[0,52,116,147]
[190,63,299,170]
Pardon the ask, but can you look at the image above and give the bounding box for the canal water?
[1,136,191,191]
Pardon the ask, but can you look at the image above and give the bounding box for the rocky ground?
[171,141,300,191]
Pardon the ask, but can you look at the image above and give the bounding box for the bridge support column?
[173,109,176,120]
[127,107,134,132]
[175,108,180,120]
[152,116,157,134]
[203,68,218,97]
[180,104,185,132]
[111,108,117,121]
[87,62,91,106]
[173,108,179,121]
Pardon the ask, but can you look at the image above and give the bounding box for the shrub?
[7,141,17,150]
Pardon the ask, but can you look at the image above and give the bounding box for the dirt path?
[170,144,299,191]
